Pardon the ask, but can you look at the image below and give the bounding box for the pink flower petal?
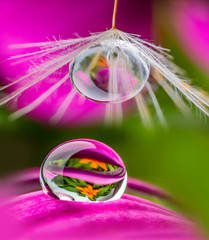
[2,191,204,240]
[169,0,209,74]
[0,168,206,240]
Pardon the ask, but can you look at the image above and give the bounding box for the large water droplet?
[40,139,127,202]
[69,39,150,103]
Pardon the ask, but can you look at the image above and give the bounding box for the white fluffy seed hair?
[1,28,209,126]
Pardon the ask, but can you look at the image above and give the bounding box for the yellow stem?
[112,0,118,29]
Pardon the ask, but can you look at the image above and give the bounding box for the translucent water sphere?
[69,39,150,103]
[40,139,127,202]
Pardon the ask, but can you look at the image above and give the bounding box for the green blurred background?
[0,0,209,234]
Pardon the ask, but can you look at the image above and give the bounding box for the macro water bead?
[40,139,127,202]
[69,39,150,103]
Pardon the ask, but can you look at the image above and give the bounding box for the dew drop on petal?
[40,139,127,202]
[69,39,150,103]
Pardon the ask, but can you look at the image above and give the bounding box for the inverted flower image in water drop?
[40,139,127,202]
[69,39,150,103]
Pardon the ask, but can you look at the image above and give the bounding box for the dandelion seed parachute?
[1,0,209,126]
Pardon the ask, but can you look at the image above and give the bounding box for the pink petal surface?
[0,168,206,240]
[2,191,204,240]
[127,177,172,201]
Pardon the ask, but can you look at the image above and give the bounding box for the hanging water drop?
[40,139,127,202]
[69,39,150,103]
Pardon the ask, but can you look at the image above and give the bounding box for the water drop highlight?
[40,139,127,202]
[69,39,150,103]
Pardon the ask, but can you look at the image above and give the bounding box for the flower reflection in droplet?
[70,39,150,103]
[40,139,127,202]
